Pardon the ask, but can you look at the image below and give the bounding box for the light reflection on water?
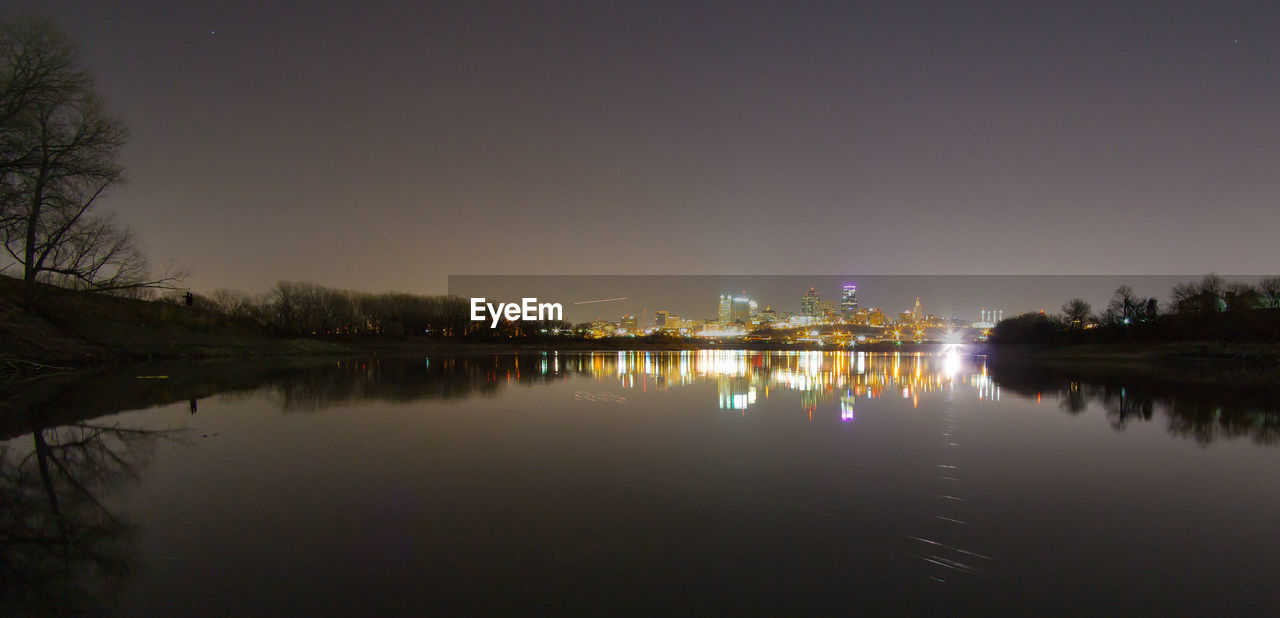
[565,350,988,408]
[2,350,1279,616]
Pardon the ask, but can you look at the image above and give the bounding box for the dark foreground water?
[2,350,1278,616]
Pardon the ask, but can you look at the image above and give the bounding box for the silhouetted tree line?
[162,281,568,339]
[991,275,1280,344]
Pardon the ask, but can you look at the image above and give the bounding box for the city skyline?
[594,285,989,341]
[448,274,1229,325]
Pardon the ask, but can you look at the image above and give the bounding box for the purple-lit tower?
[840,283,858,319]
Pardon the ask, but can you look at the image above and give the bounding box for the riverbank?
[0,277,941,369]
[6,276,1280,371]
[0,276,351,368]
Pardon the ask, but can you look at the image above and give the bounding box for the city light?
[593,285,1002,345]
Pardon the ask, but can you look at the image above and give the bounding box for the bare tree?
[1,17,84,180]
[1257,276,1280,309]
[0,17,181,308]
[1170,273,1228,315]
[1169,281,1200,313]
[1060,298,1091,329]
[1197,273,1226,307]
[207,288,256,317]
[1221,282,1260,312]
[1107,285,1140,323]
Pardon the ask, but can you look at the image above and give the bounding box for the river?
[2,350,1277,615]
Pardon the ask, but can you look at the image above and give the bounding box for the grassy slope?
[0,276,349,365]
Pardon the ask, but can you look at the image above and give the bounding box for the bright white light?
[943,349,961,379]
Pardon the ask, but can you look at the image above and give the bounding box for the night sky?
[8,1,1279,295]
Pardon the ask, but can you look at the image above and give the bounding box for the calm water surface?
[3,350,1278,615]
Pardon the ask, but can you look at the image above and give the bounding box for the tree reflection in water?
[7,352,1265,446]
[0,421,177,615]
[0,350,1276,613]
[985,357,1280,445]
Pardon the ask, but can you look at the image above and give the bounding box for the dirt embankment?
[0,276,350,366]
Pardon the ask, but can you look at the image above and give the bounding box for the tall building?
[655,310,670,327]
[730,295,752,324]
[802,287,821,317]
[840,284,858,319]
[818,300,839,318]
[720,293,753,325]
[620,314,638,332]
[911,297,923,323]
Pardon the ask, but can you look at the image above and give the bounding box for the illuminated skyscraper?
[840,284,858,319]
[731,295,752,324]
[720,293,753,325]
[802,287,821,317]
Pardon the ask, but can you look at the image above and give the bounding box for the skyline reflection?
[1,351,1277,614]
[593,350,998,417]
[3,350,1277,446]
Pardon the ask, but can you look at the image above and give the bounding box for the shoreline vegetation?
[3,276,1280,374]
